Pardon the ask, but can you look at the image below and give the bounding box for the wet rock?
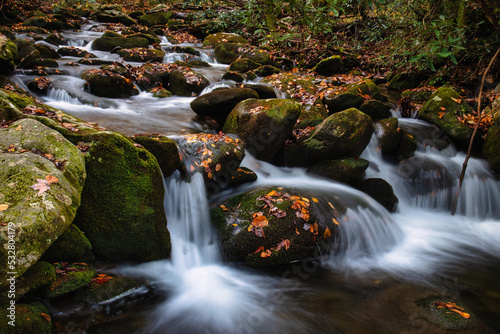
[177,132,245,194]
[324,92,365,114]
[27,77,54,95]
[401,88,435,103]
[41,224,95,263]
[374,117,401,154]
[58,46,97,58]
[285,108,374,166]
[359,99,393,120]
[229,58,261,73]
[229,167,258,187]
[296,98,329,129]
[122,26,160,44]
[313,55,344,76]
[117,47,164,62]
[42,263,95,298]
[395,130,418,159]
[210,186,340,268]
[221,71,245,82]
[167,69,209,96]
[255,64,281,77]
[0,119,86,282]
[223,98,301,161]
[138,10,173,27]
[45,32,65,46]
[307,158,369,184]
[355,178,398,212]
[242,83,277,99]
[12,39,35,63]
[73,275,144,303]
[202,32,249,47]
[132,134,180,177]
[92,34,149,52]
[95,13,136,26]
[0,302,52,333]
[483,98,500,173]
[388,72,428,90]
[190,87,259,126]
[344,79,387,102]
[133,63,172,90]
[72,131,171,262]
[214,43,279,67]
[418,87,474,146]
[0,34,18,74]
[81,69,139,98]
[149,86,173,98]
[23,14,71,30]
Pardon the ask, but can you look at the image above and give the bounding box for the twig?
[451,47,500,215]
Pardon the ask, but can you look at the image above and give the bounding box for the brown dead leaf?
[45,175,58,184]
[433,301,470,319]
[0,204,9,211]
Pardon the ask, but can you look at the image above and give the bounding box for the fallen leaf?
[215,163,222,172]
[0,204,9,211]
[30,179,51,195]
[267,190,277,197]
[45,175,58,184]
[40,313,51,322]
[260,249,272,258]
[332,218,339,225]
[312,197,318,203]
[324,228,332,239]
[252,214,269,227]
[433,301,470,319]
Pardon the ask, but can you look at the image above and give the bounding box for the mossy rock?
[418,87,474,146]
[32,58,59,68]
[0,302,52,334]
[58,46,97,58]
[354,178,398,212]
[374,117,401,154]
[221,71,245,82]
[129,11,146,19]
[100,62,128,76]
[12,39,34,63]
[34,44,60,59]
[307,158,369,184]
[344,80,387,102]
[42,263,95,298]
[242,83,277,99]
[149,86,173,98]
[245,71,257,81]
[285,108,374,166]
[215,43,278,67]
[190,87,259,126]
[27,77,54,95]
[388,72,428,90]
[0,261,55,304]
[0,119,86,283]
[81,69,139,98]
[132,134,180,177]
[210,186,340,268]
[41,224,95,263]
[23,15,68,30]
[202,32,249,48]
[482,113,500,174]
[187,60,211,68]
[168,45,200,56]
[73,275,144,303]
[72,131,171,262]
[296,98,328,129]
[77,58,115,66]
[229,58,261,73]
[95,13,136,26]
[261,73,317,100]
[313,55,344,76]
[359,99,393,120]
[138,11,173,27]
[91,36,149,52]
[125,32,161,45]
[214,42,241,64]
[167,69,209,97]
[229,167,258,187]
[45,33,65,46]
[132,63,172,90]
[401,88,435,102]
[0,34,18,74]
[255,65,281,77]
[324,92,365,114]
[223,98,301,161]
[117,48,164,62]
[395,130,418,159]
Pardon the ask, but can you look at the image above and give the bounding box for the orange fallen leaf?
[45,175,58,184]
[0,204,9,211]
[433,301,470,319]
[260,249,272,258]
[267,190,277,197]
[438,111,445,119]
[252,245,265,254]
[312,197,318,203]
[252,214,269,227]
[324,228,332,239]
[220,204,228,211]
[332,218,339,225]
[40,313,51,322]
[215,163,221,172]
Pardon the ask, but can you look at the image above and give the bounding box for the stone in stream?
[202,32,249,48]
[313,55,345,76]
[190,87,259,126]
[0,34,17,74]
[27,77,54,95]
[138,10,173,27]
[0,302,52,333]
[117,47,165,62]
[132,134,180,177]
[354,178,399,212]
[73,275,145,303]
[307,158,369,185]
[0,118,86,282]
[167,68,210,97]
[483,96,500,173]
[223,98,302,162]
[214,43,280,67]
[229,58,261,73]
[81,68,139,98]
[374,117,401,154]
[58,46,97,58]
[285,108,374,167]
[387,71,429,90]
[41,262,95,298]
[359,99,393,120]
[92,33,149,52]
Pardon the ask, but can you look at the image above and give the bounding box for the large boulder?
[285,108,374,166]
[23,14,71,30]
[214,43,279,67]
[42,262,95,298]
[307,158,369,184]
[0,119,86,282]
[229,58,261,73]
[81,69,139,98]
[138,10,173,26]
[132,134,180,177]
[210,186,340,268]
[202,32,249,47]
[72,131,171,262]
[40,224,95,263]
[92,35,149,52]
[388,72,428,90]
[313,55,344,76]
[57,46,97,58]
[0,34,18,74]
[359,99,393,120]
[374,117,401,154]
[167,69,209,96]
[190,87,259,126]
[117,47,164,62]
[0,302,52,333]
[354,178,399,212]
[418,87,474,146]
[223,98,301,161]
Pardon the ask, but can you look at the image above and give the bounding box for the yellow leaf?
[312,197,318,203]
[215,163,222,172]
[328,202,335,209]
[323,228,332,239]
[220,204,228,211]
[0,204,9,211]
[332,218,339,225]
[267,190,277,197]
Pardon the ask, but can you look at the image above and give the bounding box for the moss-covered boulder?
[307,158,369,184]
[344,80,387,102]
[388,72,428,90]
[255,65,281,77]
[313,55,344,76]
[296,99,329,129]
[374,117,401,154]
[0,119,86,283]
[133,63,172,90]
[92,35,149,52]
[214,43,279,67]
[285,108,374,166]
[132,134,180,177]
[95,13,136,26]
[418,87,474,146]
[359,99,393,120]
[229,58,261,73]
[190,87,259,126]
[138,10,173,27]
[0,302,52,333]
[81,69,139,98]
[149,86,173,98]
[177,133,245,193]
[26,77,53,95]
[323,92,365,114]
[355,178,398,212]
[42,262,95,298]
[242,83,277,99]
[117,47,164,62]
[221,71,245,82]
[229,167,258,187]
[167,69,209,96]
[73,131,171,262]
[202,32,249,48]
[41,224,95,263]
[401,88,435,103]
[73,275,143,303]
[223,98,301,161]
[395,130,418,159]
[23,14,70,30]
[57,46,97,58]
[211,186,342,267]
[483,106,500,173]
[0,34,18,74]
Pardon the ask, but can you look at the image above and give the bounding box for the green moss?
[0,302,52,334]
[345,80,387,102]
[92,36,149,51]
[42,265,95,298]
[41,224,95,263]
[138,11,173,26]
[117,48,164,62]
[132,134,180,177]
[73,275,143,303]
[229,58,261,73]
[202,33,249,48]
[313,55,344,76]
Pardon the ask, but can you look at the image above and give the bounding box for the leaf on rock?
[433,301,470,319]
[30,178,51,195]
[40,313,51,322]
[252,213,269,227]
[260,249,272,258]
[45,175,59,184]
[323,228,332,239]
[0,204,9,211]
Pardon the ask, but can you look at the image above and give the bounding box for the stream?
[9,20,500,334]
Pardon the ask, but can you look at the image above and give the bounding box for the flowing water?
[10,20,500,333]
